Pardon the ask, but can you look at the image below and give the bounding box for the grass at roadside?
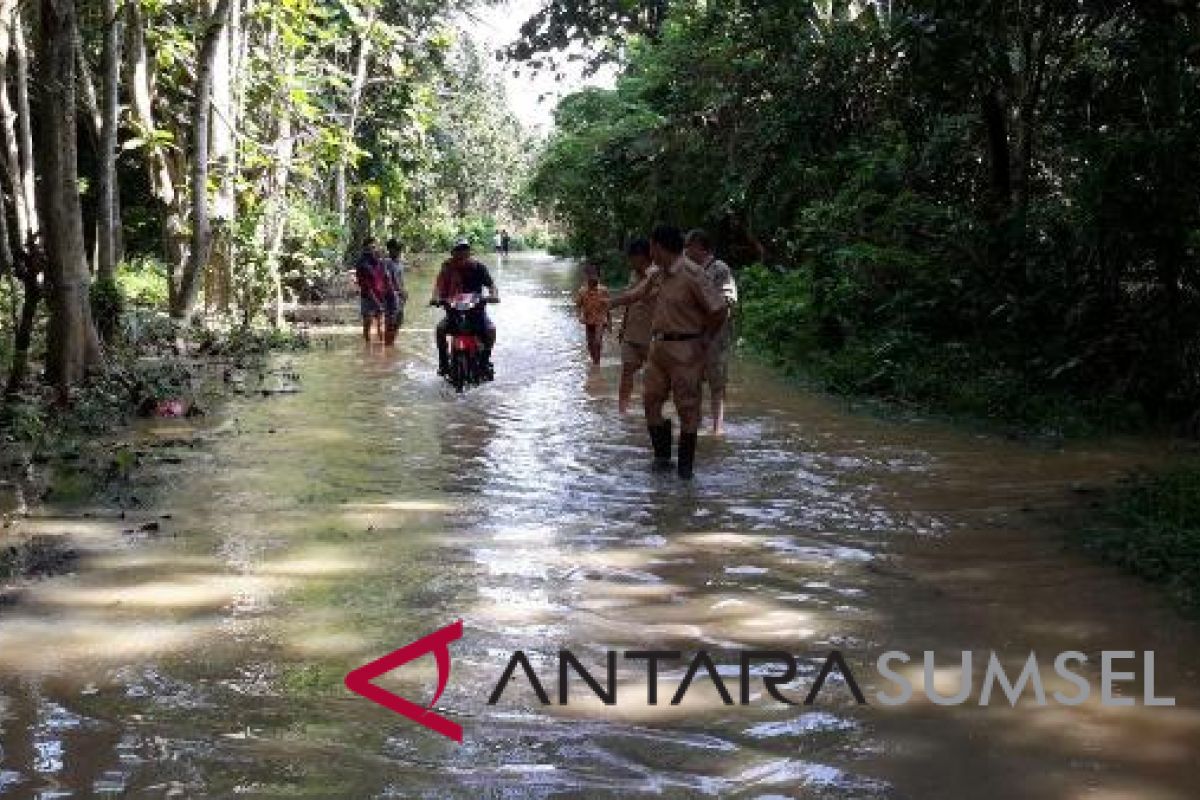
[1080,465,1200,615]
[735,264,1151,438]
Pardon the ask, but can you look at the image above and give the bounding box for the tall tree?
[176,0,231,321]
[37,0,103,392]
[97,0,123,284]
[126,0,188,302]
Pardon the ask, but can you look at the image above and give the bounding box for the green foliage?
[116,257,171,310]
[193,325,310,356]
[526,1,1200,430]
[0,400,49,448]
[1083,466,1200,614]
[90,277,125,343]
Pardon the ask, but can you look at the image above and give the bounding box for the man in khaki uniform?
[685,229,738,435]
[607,239,660,414]
[610,225,727,479]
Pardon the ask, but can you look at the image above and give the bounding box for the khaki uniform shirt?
[701,257,737,350]
[619,267,661,346]
[651,255,726,336]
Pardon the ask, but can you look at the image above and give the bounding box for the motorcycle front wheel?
[451,351,470,393]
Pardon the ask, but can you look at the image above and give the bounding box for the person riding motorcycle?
[430,240,499,377]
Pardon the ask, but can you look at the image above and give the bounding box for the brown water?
[1,253,1198,799]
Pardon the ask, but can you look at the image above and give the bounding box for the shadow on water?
[0,252,1198,798]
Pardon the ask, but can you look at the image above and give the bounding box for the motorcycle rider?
[430,240,500,377]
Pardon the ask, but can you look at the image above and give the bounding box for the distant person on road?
[685,229,738,435]
[382,238,409,346]
[354,237,387,344]
[431,240,500,376]
[501,229,512,256]
[574,264,611,366]
[607,225,727,479]
[606,239,660,414]
[493,232,503,254]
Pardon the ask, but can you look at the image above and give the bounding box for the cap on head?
[452,239,471,254]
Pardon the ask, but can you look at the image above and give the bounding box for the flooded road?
[1,253,1199,799]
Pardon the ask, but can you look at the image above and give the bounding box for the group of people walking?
[354,237,409,345]
[352,226,736,481]
[576,224,738,480]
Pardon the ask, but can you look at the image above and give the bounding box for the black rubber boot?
[677,432,698,480]
[648,420,673,471]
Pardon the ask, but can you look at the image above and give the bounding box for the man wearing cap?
[685,229,738,435]
[430,240,500,376]
[608,225,727,479]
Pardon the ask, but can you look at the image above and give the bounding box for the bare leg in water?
[710,386,726,436]
[586,325,603,365]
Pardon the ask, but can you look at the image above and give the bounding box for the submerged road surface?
[1,254,1199,799]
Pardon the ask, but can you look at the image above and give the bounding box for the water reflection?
[0,254,1196,798]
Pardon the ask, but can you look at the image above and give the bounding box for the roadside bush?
[1082,466,1200,615]
[116,257,170,309]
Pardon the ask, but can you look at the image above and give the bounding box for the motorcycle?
[435,293,495,393]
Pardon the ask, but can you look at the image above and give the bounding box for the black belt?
[653,332,702,342]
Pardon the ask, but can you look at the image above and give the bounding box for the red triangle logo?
[344,619,464,742]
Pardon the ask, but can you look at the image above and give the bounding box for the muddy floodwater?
[1,254,1199,799]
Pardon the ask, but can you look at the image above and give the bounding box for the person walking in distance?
[381,238,409,346]
[685,229,738,435]
[608,225,727,479]
[607,239,660,414]
[353,237,386,344]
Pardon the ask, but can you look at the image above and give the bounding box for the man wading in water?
[607,239,660,414]
[381,238,409,346]
[607,225,727,479]
[685,229,738,435]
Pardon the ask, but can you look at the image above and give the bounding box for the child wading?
[575,265,611,365]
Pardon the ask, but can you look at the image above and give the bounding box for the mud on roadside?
[0,343,311,599]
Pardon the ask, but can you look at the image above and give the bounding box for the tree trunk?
[37,0,103,394]
[8,3,37,241]
[207,0,238,313]
[334,11,374,227]
[126,0,187,304]
[0,0,29,245]
[175,0,230,322]
[97,0,122,284]
[265,93,295,328]
[75,32,102,146]
[5,245,41,398]
[980,88,1012,218]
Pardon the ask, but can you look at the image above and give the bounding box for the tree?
[97,0,124,286]
[37,0,103,392]
[177,0,232,322]
[526,0,1200,422]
